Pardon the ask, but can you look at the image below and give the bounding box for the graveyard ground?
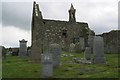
[2,52,119,78]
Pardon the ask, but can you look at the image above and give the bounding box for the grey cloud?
[2,2,32,30]
[39,2,70,21]
[0,2,1,24]
[2,1,118,34]
[118,1,120,29]
[2,2,70,30]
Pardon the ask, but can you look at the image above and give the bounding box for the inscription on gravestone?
[93,36,106,64]
[41,53,53,78]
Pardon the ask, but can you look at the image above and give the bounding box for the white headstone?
[41,53,53,78]
[93,36,106,64]
[49,43,61,68]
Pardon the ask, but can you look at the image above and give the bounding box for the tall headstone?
[85,47,91,60]
[41,53,53,78]
[93,36,106,64]
[19,39,27,57]
[49,43,61,68]
[79,37,85,51]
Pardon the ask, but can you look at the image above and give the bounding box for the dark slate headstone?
[49,43,61,68]
[93,36,106,64]
[41,53,53,78]
[85,47,91,60]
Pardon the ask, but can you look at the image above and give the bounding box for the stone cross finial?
[70,3,74,10]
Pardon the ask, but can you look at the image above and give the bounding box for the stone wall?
[31,1,95,62]
[11,48,19,56]
[101,30,120,53]
[1,46,6,59]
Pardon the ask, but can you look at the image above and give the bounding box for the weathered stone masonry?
[31,1,94,62]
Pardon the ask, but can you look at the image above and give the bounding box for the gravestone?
[30,45,42,62]
[19,39,27,57]
[1,46,6,59]
[88,35,94,49]
[0,46,2,59]
[49,43,61,68]
[74,42,82,53]
[85,47,91,60]
[79,37,85,51]
[93,36,106,64]
[27,49,31,56]
[41,53,53,78]
[69,43,75,52]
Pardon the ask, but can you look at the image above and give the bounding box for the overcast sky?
[0,0,119,48]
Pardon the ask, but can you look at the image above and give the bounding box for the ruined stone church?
[31,1,94,62]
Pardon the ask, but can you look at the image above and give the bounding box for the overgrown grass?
[2,52,119,78]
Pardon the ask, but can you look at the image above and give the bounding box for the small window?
[43,21,46,24]
[62,29,67,38]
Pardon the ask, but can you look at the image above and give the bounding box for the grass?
[2,52,119,78]
[0,59,2,79]
[2,57,41,78]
